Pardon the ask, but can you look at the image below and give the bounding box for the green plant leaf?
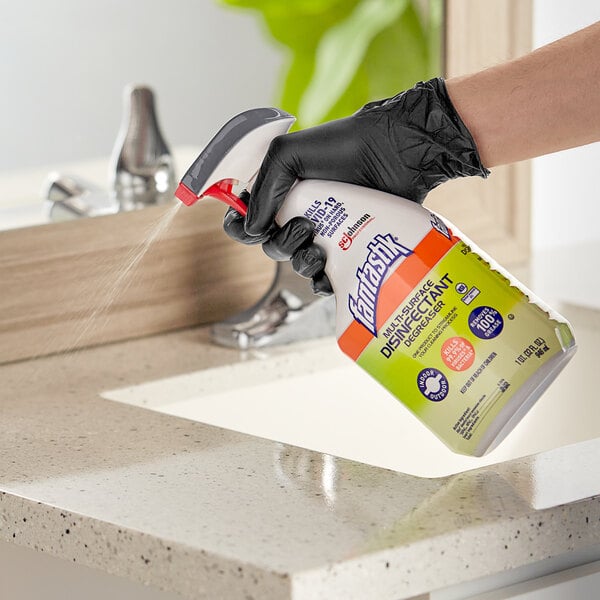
[316,62,372,125]
[298,0,409,127]
[278,52,315,121]
[427,0,444,77]
[217,0,442,128]
[220,0,343,13]
[219,0,358,51]
[218,0,361,129]
[363,0,429,100]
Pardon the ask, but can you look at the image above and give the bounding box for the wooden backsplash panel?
[0,200,274,364]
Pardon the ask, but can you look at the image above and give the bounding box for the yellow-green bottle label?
[338,229,574,455]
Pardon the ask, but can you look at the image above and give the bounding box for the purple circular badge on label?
[417,368,449,402]
[469,306,504,339]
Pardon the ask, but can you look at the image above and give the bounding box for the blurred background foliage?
[219,0,443,128]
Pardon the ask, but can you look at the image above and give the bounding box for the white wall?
[532,1,600,250]
[0,0,282,172]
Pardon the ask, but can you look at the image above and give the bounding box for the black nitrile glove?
[224,77,489,296]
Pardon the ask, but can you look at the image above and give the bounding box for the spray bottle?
[175,107,576,457]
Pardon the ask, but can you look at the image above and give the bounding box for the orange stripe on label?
[338,229,459,361]
[337,320,373,361]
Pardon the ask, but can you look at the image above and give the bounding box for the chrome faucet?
[109,85,175,210]
[211,261,336,349]
[44,85,175,219]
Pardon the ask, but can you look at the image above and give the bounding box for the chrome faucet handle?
[42,172,96,202]
[211,261,336,349]
[42,173,119,221]
[109,85,176,210]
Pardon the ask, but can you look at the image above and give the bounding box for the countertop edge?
[0,491,291,600]
[3,488,600,600]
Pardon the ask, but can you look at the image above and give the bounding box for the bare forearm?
[446,21,600,168]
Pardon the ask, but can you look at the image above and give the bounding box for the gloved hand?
[224,77,489,295]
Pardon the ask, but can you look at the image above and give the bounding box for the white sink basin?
[103,320,596,479]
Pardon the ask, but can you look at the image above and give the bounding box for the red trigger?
[203,180,248,216]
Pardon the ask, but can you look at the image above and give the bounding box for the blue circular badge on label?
[417,368,449,402]
[469,306,504,339]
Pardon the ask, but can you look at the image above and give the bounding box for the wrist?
[430,77,491,175]
[431,77,489,168]
[402,77,490,190]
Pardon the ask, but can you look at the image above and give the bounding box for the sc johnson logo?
[338,213,373,250]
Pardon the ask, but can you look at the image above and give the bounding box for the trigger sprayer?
[175,108,576,457]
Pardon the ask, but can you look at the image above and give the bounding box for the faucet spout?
[211,261,335,349]
[109,85,176,210]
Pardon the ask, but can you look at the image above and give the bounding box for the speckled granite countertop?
[2,306,600,599]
